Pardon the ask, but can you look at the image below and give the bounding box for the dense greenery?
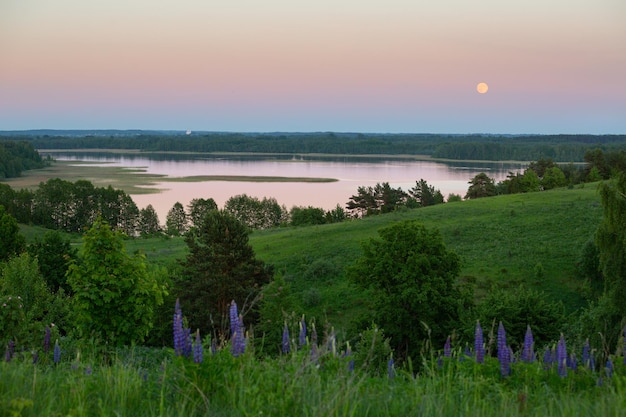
[0,140,48,178]
[3,131,626,161]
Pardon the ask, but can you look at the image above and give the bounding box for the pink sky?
[1,0,625,133]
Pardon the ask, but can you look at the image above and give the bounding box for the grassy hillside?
[249,183,603,332]
[18,183,604,336]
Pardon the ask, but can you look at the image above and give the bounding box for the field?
[9,174,617,416]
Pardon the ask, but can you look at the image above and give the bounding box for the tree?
[0,205,25,262]
[187,198,218,228]
[27,230,76,294]
[177,210,273,337]
[593,173,626,344]
[224,194,286,229]
[67,218,166,345]
[138,204,162,237]
[346,220,467,360]
[465,173,497,199]
[408,179,444,208]
[541,166,567,190]
[290,206,326,226]
[166,202,188,236]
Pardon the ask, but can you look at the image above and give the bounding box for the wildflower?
[4,347,10,363]
[474,321,484,364]
[85,366,92,375]
[231,313,246,357]
[173,299,184,356]
[211,338,217,355]
[582,339,590,368]
[557,334,567,378]
[345,342,354,372]
[32,351,39,364]
[44,326,51,354]
[299,316,307,348]
[183,328,192,358]
[443,336,451,357]
[388,355,395,379]
[567,353,577,371]
[605,358,614,378]
[497,322,510,377]
[522,325,534,363]
[310,323,318,362]
[229,300,239,338]
[282,322,290,354]
[54,340,61,364]
[193,330,203,364]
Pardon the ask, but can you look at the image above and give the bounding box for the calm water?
[47,152,525,222]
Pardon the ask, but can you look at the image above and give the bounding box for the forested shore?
[2,131,626,161]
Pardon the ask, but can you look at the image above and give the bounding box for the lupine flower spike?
[605,358,614,378]
[345,341,354,372]
[193,330,203,364]
[173,299,184,356]
[54,340,61,364]
[474,321,484,364]
[388,354,395,379]
[497,322,510,377]
[282,322,290,354]
[522,325,534,363]
[444,336,451,357]
[298,316,307,348]
[44,326,51,354]
[582,339,590,369]
[557,334,567,378]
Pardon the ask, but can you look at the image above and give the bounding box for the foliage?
[346,182,408,217]
[346,220,466,360]
[177,210,274,338]
[165,202,188,236]
[27,230,77,294]
[0,205,25,262]
[67,218,166,345]
[290,206,326,226]
[138,204,162,237]
[593,172,626,345]
[353,324,393,376]
[187,197,218,228]
[575,238,603,298]
[224,194,287,229]
[0,253,70,347]
[470,286,565,351]
[408,179,444,208]
[257,273,298,355]
[465,173,497,199]
[0,140,47,178]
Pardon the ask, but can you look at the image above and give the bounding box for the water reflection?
[43,152,525,222]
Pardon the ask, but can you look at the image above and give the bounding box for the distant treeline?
[0,141,49,178]
[2,132,626,162]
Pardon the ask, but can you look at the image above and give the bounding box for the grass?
[2,343,625,417]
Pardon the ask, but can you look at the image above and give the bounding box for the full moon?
[476,82,489,94]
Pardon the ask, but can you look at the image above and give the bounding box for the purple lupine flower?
[173,299,185,356]
[299,316,307,348]
[193,330,203,364]
[605,358,614,378]
[497,322,510,377]
[582,339,590,368]
[474,321,484,364]
[44,326,51,354]
[211,338,217,355]
[183,328,192,358]
[345,342,354,372]
[229,300,239,338]
[282,323,290,354]
[32,351,39,364]
[53,340,61,364]
[4,347,10,363]
[232,314,246,357]
[437,355,443,368]
[443,336,451,357]
[388,356,395,379]
[557,334,567,378]
[522,325,534,363]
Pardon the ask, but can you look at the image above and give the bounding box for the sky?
[1,0,625,134]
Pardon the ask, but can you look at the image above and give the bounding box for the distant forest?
[0,141,49,178]
[1,131,626,162]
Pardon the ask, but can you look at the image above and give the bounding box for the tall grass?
[2,344,624,417]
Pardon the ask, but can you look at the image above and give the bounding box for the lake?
[44,152,525,222]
